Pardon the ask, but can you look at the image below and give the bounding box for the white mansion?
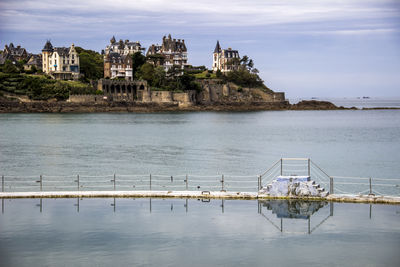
[42,41,80,80]
[212,41,240,73]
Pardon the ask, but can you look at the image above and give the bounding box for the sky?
[0,0,399,98]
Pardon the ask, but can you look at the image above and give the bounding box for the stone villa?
[146,34,188,71]
[212,41,240,73]
[41,41,80,80]
[0,43,29,64]
[103,36,144,80]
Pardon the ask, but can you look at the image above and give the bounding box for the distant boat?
[363,96,370,99]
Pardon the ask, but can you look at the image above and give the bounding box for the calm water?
[1,110,400,266]
[1,110,399,180]
[0,198,399,267]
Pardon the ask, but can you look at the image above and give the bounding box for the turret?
[42,40,53,52]
[214,40,221,54]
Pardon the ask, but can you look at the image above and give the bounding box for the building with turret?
[212,41,240,73]
[103,36,144,80]
[146,34,188,71]
[41,41,80,80]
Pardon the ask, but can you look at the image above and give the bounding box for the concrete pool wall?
[1,190,399,204]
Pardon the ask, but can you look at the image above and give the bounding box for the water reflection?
[260,200,328,219]
[1,197,381,235]
[258,200,333,234]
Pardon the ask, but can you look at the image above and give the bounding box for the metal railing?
[2,158,400,196]
[258,158,400,197]
[0,173,259,193]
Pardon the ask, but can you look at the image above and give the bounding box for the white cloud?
[0,0,399,29]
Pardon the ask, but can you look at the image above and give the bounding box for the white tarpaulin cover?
[260,176,328,197]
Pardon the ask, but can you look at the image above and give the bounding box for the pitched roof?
[26,54,42,66]
[54,47,70,56]
[223,49,239,58]
[214,40,221,53]
[42,40,53,52]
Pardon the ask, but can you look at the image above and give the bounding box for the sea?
[0,97,399,266]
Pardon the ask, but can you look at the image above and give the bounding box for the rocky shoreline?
[0,99,397,113]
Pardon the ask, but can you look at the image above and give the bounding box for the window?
[63,60,65,64]
[72,60,74,64]
[72,55,74,59]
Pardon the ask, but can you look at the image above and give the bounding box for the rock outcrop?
[291,100,351,110]
[260,176,329,198]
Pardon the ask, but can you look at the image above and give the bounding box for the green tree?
[216,69,222,78]
[136,63,155,84]
[3,60,19,73]
[145,54,165,68]
[75,47,104,81]
[131,52,146,78]
[152,66,166,88]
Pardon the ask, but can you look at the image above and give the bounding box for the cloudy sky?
[0,0,399,97]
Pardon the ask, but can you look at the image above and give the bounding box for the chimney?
[182,39,185,43]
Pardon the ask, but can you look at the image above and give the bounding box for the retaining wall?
[68,95,106,103]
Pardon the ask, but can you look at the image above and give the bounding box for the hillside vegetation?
[0,72,99,100]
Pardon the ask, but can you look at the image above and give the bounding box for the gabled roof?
[4,43,27,57]
[26,54,42,65]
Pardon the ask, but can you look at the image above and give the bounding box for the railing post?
[308,158,311,176]
[113,173,116,191]
[329,177,333,194]
[221,174,224,191]
[2,175,4,192]
[369,177,372,195]
[185,174,188,190]
[171,176,173,183]
[258,175,261,191]
[280,158,283,176]
[149,174,152,191]
[40,175,42,191]
[75,174,80,191]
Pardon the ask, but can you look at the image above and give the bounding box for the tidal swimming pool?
[0,198,399,267]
